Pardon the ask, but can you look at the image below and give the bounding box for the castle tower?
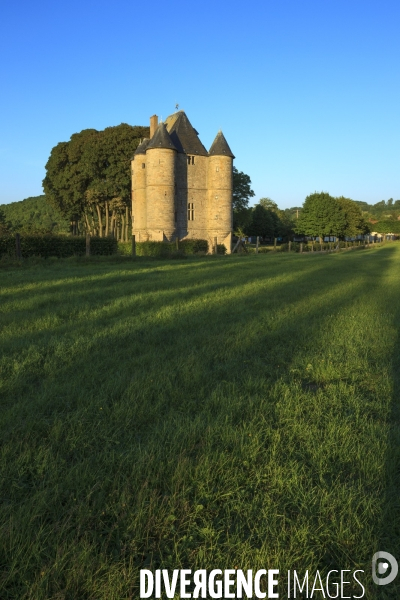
[145,123,178,241]
[131,138,150,241]
[207,131,235,253]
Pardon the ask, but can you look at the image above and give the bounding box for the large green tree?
[295,192,346,241]
[43,124,149,239]
[258,197,295,239]
[233,167,255,211]
[232,167,255,232]
[336,196,370,238]
[249,204,276,238]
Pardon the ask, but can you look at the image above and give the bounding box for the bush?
[135,241,174,258]
[179,239,209,254]
[0,234,117,258]
[134,239,209,258]
[117,242,133,256]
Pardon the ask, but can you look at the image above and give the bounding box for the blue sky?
[0,0,399,208]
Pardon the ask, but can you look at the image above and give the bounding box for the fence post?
[15,233,22,259]
[300,242,303,253]
[256,236,259,254]
[214,237,218,255]
[288,240,291,252]
[132,234,136,257]
[86,234,91,256]
[311,241,314,252]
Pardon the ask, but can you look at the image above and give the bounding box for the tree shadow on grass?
[0,245,399,598]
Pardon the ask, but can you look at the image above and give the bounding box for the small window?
[187,156,195,165]
[142,163,145,169]
[187,202,194,221]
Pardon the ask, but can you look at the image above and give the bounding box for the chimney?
[150,115,158,139]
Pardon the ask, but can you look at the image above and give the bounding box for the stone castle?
[131,111,234,252]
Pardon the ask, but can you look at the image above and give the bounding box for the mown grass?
[0,245,399,599]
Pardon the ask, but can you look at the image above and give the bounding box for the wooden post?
[256,236,259,254]
[232,238,241,253]
[288,240,291,252]
[132,234,136,257]
[311,241,314,252]
[86,234,90,256]
[300,242,303,253]
[15,233,22,259]
[214,237,218,255]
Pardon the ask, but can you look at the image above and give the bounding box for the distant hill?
[0,195,70,234]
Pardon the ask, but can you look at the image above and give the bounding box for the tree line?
[233,186,400,241]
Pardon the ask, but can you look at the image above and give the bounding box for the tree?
[232,167,255,232]
[0,208,10,235]
[43,124,149,239]
[233,167,255,212]
[295,192,346,241]
[249,204,275,238]
[259,197,278,212]
[336,197,369,238]
[374,221,400,234]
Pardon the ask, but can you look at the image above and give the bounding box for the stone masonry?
[131,111,234,253]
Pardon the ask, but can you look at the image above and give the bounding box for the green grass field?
[1,245,399,599]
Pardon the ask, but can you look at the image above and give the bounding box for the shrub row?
[118,239,224,257]
[0,235,117,258]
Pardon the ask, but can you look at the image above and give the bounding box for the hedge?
[373,221,400,234]
[119,239,210,258]
[0,235,118,258]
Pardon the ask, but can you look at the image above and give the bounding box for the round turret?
[131,138,150,240]
[207,131,235,251]
[145,124,177,240]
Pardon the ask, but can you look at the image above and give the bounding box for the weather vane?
[175,103,179,111]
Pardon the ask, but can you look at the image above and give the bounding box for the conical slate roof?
[133,138,150,157]
[208,130,235,158]
[164,111,208,156]
[147,123,177,151]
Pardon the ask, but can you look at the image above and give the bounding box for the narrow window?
[187,156,191,165]
[187,202,195,221]
[142,163,145,169]
[192,156,195,165]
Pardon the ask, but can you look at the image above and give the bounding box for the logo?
[372,551,398,586]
